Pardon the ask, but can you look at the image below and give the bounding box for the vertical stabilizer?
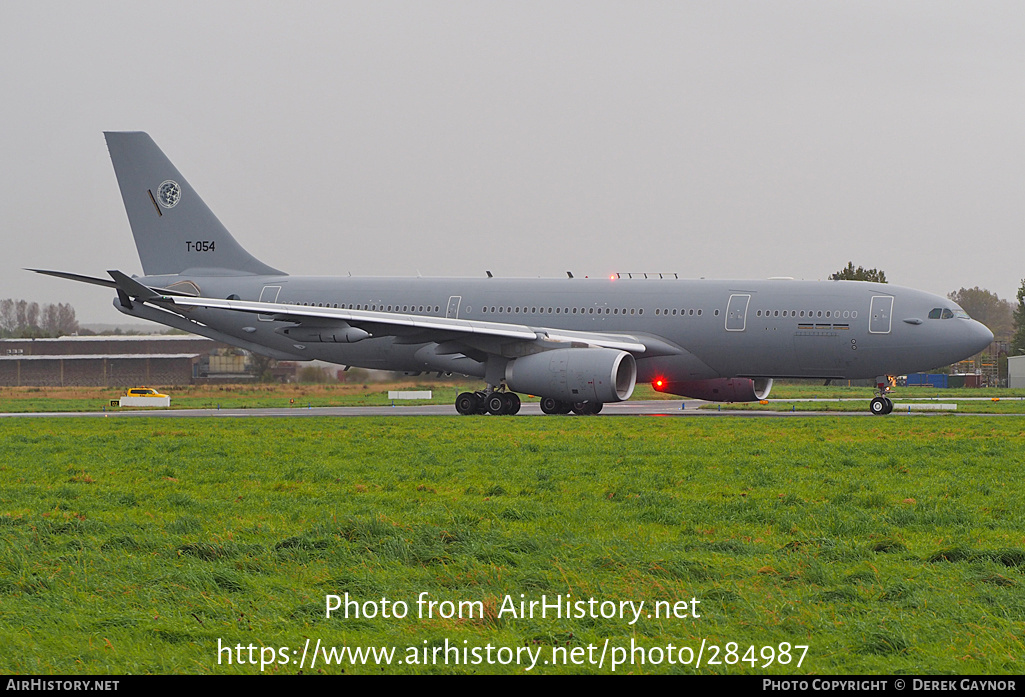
[104,132,284,277]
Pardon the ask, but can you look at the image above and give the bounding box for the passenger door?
[870,296,893,334]
[725,294,751,332]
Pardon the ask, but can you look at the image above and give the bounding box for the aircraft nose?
[968,320,994,355]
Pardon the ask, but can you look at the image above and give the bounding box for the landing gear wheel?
[456,392,480,415]
[504,393,521,415]
[486,393,507,415]
[540,397,561,415]
[870,375,895,416]
[541,398,573,414]
[572,401,602,415]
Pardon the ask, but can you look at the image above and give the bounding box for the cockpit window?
[929,307,970,320]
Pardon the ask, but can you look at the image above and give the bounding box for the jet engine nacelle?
[505,348,636,403]
[654,377,773,402]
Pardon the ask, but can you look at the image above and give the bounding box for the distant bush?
[298,366,333,383]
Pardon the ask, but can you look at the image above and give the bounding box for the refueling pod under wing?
[654,377,773,402]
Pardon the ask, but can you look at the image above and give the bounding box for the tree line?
[0,299,79,338]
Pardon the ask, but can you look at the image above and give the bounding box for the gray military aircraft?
[33,132,993,415]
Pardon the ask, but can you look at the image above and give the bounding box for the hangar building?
[0,335,247,387]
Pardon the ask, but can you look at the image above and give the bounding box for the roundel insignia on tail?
[157,180,181,208]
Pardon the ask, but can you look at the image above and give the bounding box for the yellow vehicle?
[111,387,170,407]
[127,387,168,398]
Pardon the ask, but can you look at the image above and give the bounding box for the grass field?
[1,416,1023,674]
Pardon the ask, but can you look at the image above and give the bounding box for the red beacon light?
[653,378,666,391]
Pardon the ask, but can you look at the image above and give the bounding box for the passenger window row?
[654,308,702,316]
[477,306,645,316]
[284,300,734,320]
[293,302,443,313]
[756,309,858,319]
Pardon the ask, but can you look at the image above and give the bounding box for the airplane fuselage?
[128,273,992,384]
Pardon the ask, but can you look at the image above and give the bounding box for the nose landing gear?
[870,396,893,415]
[869,376,894,415]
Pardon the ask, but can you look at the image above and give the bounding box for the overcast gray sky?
[2,1,1023,323]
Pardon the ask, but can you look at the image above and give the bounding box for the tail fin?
[104,132,284,277]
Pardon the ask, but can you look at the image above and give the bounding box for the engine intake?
[505,348,636,403]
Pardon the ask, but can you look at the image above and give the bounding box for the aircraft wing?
[87,270,649,354]
[160,293,649,353]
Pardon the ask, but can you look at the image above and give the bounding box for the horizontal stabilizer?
[29,268,201,299]
[27,269,117,289]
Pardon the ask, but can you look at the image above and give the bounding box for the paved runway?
[0,399,990,418]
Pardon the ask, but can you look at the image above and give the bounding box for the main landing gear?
[540,398,602,415]
[455,389,602,415]
[869,376,894,415]
[455,390,521,416]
